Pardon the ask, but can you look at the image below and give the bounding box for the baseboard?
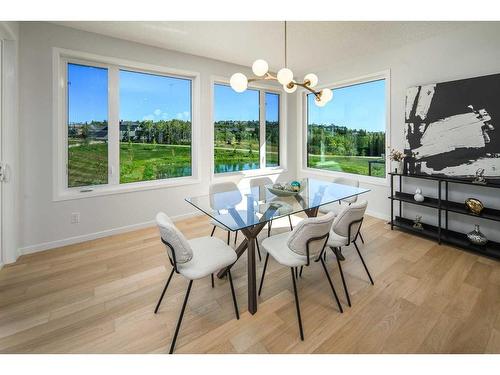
[17,211,203,257]
[366,209,390,222]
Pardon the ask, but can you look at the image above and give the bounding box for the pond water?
[214,162,260,174]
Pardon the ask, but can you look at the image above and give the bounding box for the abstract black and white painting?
[404,73,500,178]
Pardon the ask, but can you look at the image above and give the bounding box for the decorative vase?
[467,224,488,246]
[391,160,403,174]
[414,188,424,202]
[465,198,484,215]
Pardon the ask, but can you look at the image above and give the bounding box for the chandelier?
[229,21,333,107]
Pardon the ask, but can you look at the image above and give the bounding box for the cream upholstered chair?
[208,182,261,259]
[154,212,240,354]
[249,177,294,238]
[326,200,373,308]
[258,211,342,340]
[319,176,365,245]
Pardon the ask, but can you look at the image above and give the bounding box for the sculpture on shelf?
[412,215,424,230]
[472,168,487,185]
[413,188,424,202]
[465,198,484,215]
[467,224,488,245]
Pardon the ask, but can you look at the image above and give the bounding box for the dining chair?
[319,176,365,246]
[249,177,294,238]
[258,211,342,340]
[208,181,262,261]
[154,212,240,354]
[325,200,373,308]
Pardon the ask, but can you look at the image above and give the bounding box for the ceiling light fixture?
[230,21,333,107]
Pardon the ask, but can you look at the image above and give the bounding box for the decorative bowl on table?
[266,181,305,197]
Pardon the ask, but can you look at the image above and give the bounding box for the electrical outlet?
[71,212,80,224]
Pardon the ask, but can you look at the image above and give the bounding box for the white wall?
[17,22,293,257]
[298,22,500,242]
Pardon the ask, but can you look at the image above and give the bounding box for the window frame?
[210,76,287,180]
[52,48,201,201]
[300,70,391,186]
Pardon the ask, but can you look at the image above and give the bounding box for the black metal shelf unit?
[389,173,500,260]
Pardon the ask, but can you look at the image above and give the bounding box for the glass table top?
[185,178,370,232]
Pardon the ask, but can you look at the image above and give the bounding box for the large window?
[213,83,281,173]
[119,70,192,183]
[67,63,109,188]
[63,56,194,194]
[306,78,386,178]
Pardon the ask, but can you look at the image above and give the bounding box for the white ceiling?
[53,21,470,74]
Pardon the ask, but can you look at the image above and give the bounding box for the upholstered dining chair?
[154,212,240,354]
[249,177,294,238]
[258,211,342,340]
[325,200,373,308]
[319,176,365,247]
[208,181,262,260]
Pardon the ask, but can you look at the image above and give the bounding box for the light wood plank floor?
[1,214,499,353]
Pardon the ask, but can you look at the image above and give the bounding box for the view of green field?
[67,139,280,187]
[308,154,385,177]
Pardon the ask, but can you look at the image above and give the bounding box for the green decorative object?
[290,180,301,192]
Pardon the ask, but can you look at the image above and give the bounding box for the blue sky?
[68,63,192,123]
[68,63,382,130]
[308,79,386,132]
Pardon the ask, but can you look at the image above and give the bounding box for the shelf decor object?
[389,172,500,260]
[414,188,424,202]
[229,21,333,107]
[467,224,488,246]
[388,148,406,174]
[472,168,487,185]
[465,198,484,215]
[413,215,424,230]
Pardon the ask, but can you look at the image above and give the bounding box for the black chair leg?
[333,247,351,307]
[359,231,365,244]
[256,240,262,262]
[154,267,175,314]
[211,273,214,288]
[234,230,238,244]
[210,225,216,237]
[268,220,273,237]
[295,267,299,279]
[258,253,270,296]
[169,280,193,354]
[290,267,304,341]
[288,215,293,231]
[319,257,343,313]
[354,241,374,285]
[227,270,240,320]
[227,231,230,245]
[299,266,303,277]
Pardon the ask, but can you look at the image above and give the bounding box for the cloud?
[176,111,191,120]
[142,114,155,121]
[154,109,162,116]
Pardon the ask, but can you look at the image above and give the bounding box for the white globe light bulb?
[283,82,297,93]
[321,88,333,102]
[252,59,269,77]
[304,73,318,88]
[277,68,294,85]
[230,73,248,93]
[315,96,327,107]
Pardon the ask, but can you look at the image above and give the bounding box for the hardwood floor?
[1,214,499,353]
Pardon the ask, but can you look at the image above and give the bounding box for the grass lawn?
[308,154,386,178]
[68,142,274,187]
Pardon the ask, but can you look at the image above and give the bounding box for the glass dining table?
[185,177,370,315]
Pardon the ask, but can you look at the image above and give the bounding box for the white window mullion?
[259,90,266,169]
[108,66,120,185]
